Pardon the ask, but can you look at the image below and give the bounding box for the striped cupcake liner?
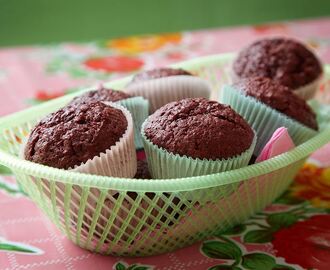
[117,96,149,150]
[126,76,211,113]
[21,102,137,178]
[221,85,318,155]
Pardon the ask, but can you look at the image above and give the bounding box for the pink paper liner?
[256,127,295,163]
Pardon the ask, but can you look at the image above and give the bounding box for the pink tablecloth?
[1,17,330,270]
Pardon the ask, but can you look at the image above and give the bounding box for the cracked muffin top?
[129,68,192,84]
[143,98,254,160]
[233,38,322,89]
[24,101,127,169]
[70,87,133,105]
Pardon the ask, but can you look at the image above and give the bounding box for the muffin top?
[24,101,128,169]
[144,98,254,160]
[234,77,318,130]
[130,67,192,84]
[71,88,132,104]
[233,38,322,89]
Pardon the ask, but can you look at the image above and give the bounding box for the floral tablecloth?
[1,17,330,270]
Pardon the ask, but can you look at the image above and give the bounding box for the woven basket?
[0,53,329,256]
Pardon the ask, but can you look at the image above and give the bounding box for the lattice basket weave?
[0,54,330,256]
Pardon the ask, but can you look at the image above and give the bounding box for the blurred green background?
[0,0,330,47]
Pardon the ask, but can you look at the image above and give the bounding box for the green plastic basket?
[0,53,330,257]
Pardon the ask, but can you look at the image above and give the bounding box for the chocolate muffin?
[144,98,254,160]
[24,101,128,169]
[129,68,193,84]
[126,68,211,113]
[70,88,133,105]
[233,38,322,90]
[69,87,149,150]
[234,77,318,130]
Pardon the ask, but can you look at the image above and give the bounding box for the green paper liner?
[141,121,256,179]
[117,97,149,149]
[221,85,318,155]
[308,99,330,131]
[141,122,256,202]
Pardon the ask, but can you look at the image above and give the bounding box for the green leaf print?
[201,239,242,261]
[241,253,276,270]
[209,265,242,270]
[243,229,273,243]
[0,239,43,254]
[114,262,152,270]
[275,191,304,205]
[0,177,26,196]
[0,165,12,175]
[272,264,295,270]
[267,213,299,230]
[220,224,246,236]
[128,266,149,270]
[115,262,127,270]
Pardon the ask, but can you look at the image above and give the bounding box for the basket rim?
[0,53,330,192]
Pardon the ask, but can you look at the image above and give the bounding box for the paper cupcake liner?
[21,102,137,178]
[293,74,323,100]
[141,121,256,179]
[221,85,318,155]
[141,122,256,202]
[117,97,149,150]
[308,99,330,131]
[20,102,138,245]
[73,102,136,178]
[126,76,211,113]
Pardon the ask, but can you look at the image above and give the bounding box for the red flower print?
[84,56,144,73]
[166,51,185,60]
[35,90,65,101]
[290,164,330,208]
[272,215,330,270]
[107,33,182,54]
[253,23,287,34]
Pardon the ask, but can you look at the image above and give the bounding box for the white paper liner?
[293,74,323,100]
[20,102,138,246]
[21,102,137,178]
[231,64,323,101]
[67,102,138,245]
[72,102,136,178]
[126,76,211,113]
